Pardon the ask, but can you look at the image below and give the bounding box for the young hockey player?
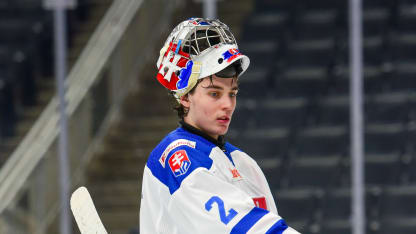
[139,18,300,234]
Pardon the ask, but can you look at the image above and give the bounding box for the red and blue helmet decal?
[177,60,194,90]
[198,21,210,25]
[156,59,194,91]
[222,48,241,63]
[156,42,195,91]
[187,17,211,26]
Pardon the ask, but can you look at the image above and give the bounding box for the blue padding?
[175,40,182,54]
[230,207,269,234]
[265,219,288,234]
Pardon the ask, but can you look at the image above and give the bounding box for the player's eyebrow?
[204,85,239,91]
[204,84,223,90]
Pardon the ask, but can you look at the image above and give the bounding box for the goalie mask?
[156,18,250,100]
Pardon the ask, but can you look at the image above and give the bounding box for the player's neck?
[179,120,225,150]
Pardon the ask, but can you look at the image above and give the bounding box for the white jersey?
[140,124,300,234]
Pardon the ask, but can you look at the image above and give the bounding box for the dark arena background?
[0,0,415,233]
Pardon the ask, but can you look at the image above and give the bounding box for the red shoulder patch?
[168,150,191,177]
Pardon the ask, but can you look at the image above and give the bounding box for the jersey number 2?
[205,196,238,225]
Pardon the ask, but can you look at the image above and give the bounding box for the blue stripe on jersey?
[230,207,269,234]
[265,219,288,234]
[223,142,238,166]
[225,142,242,154]
[146,128,215,194]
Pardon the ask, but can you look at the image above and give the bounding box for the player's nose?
[221,96,235,111]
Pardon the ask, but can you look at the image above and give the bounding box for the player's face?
[181,75,238,139]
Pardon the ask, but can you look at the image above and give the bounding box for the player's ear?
[180,94,190,108]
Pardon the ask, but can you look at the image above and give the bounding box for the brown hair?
[170,79,204,119]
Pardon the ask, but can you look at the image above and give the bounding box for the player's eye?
[209,92,219,97]
[230,92,238,97]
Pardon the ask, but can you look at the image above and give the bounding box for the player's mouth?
[217,116,230,124]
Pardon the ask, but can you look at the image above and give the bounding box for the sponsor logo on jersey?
[222,48,241,63]
[252,197,267,210]
[168,150,191,177]
[229,168,242,179]
[159,139,196,167]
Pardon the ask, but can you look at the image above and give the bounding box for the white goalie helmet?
[156,18,250,99]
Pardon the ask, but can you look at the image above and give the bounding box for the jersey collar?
[179,120,226,150]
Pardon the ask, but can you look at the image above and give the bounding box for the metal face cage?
[181,19,237,56]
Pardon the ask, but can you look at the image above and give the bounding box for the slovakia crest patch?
[159,139,196,168]
[168,150,191,177]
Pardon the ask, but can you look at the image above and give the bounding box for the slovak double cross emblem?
[168,150,191,177]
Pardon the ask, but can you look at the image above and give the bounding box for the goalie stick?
[70,186,108,234]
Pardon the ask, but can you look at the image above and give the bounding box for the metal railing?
[0,0,175,232]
